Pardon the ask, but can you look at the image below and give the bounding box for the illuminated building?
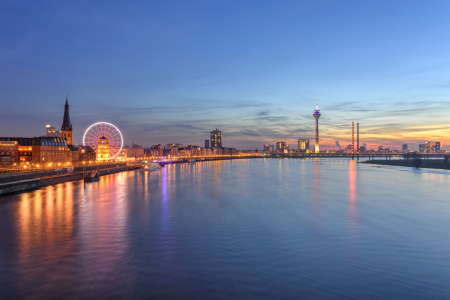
[210,128,222,147]
[425,142,432,153]
[61,96,73,145]
[435,142,441,152]
[0,137,69,166]
[402,144,408,151]
[46,124,62,137]
[0,139,18,165]
[117,148,128,161]
[263,145,271,151]
[276,141,286,152]
[97,136,110,161]
[125,144,145,160]
[78,146,96,162]
[205,140,209,148]
[419,144,426,153]
[167,143,183,150]
[313,100,321,153]
[378,146,384,152]
[298,139,309,152]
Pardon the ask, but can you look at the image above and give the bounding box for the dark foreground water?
[1,158,450,299]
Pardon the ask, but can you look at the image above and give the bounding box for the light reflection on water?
[1,158,450,299]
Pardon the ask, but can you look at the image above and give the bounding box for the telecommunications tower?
[313,100,321,153]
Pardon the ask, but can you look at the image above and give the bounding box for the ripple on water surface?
[0,158,450,299]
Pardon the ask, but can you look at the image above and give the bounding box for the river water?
[1,158,450,299]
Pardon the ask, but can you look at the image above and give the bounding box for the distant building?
[46,124,62,137]
[425,142,432,153]
[298,139,309,152]
[402,144,408,151]
[210,128,222,147]
[205,140,209,148]
[97,136,110,161]
[359,146,366,152]
[125,144,145,159]
[419,144,426,153]
[78,146,96,162]
[167,143,183,150]
[276,141,286,152]
[378,146,384,152]
[435,142,441,152]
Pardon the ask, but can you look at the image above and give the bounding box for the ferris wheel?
[83,122,123,159]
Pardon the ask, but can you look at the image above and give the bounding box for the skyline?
[1,1,450,149]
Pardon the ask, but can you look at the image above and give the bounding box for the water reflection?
[1,159,450,299]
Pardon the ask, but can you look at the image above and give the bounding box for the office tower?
[425,142,431,153]
[298,139,309,152]
[313,100,321,153]
[402,144,408,151]
[61,96,73,145]
[435,142,441,152]
[205,140,209,148]
[264,145,270,151]
[210,128,222,147]
[419,144,426,153]
[269,145,275,151]
[276,141,286,152]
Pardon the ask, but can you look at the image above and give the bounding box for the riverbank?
[362,159,450,170]
[0,164,140,196]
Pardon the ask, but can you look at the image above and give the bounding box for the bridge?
[267,152,448,160]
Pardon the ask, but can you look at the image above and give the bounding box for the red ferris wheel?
[83,122,123,159]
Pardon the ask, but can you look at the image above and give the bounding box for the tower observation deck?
[313,100,321,153]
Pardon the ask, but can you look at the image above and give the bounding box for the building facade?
[46,124,62,137]
[298,139,309,152]
[97,136,110,161]
[276,141,286,152]
[210,128,222,147]
[205,140,209,148]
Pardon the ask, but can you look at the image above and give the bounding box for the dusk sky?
[1,0,450,150]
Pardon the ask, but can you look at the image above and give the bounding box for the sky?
[1,0,450,150]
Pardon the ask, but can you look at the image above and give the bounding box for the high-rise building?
[46,124,62,137]
[298,139,309,152]
[402,144,408,151]
[276,141,286,152]
[97,136,110,161]
[61,96,73,145]
[313,100,321,153]
[210,128,222,147]
[205,140,209,148]
[378,146,384,152]
[435,142,441,152]
[419,144,426,153]
[264,145,271,151]
[425,142,432,153]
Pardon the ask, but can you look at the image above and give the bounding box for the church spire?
[61,95,72,131]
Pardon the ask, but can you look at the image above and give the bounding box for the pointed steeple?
[61,95,72,131]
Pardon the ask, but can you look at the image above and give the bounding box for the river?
[1,158,450,299]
